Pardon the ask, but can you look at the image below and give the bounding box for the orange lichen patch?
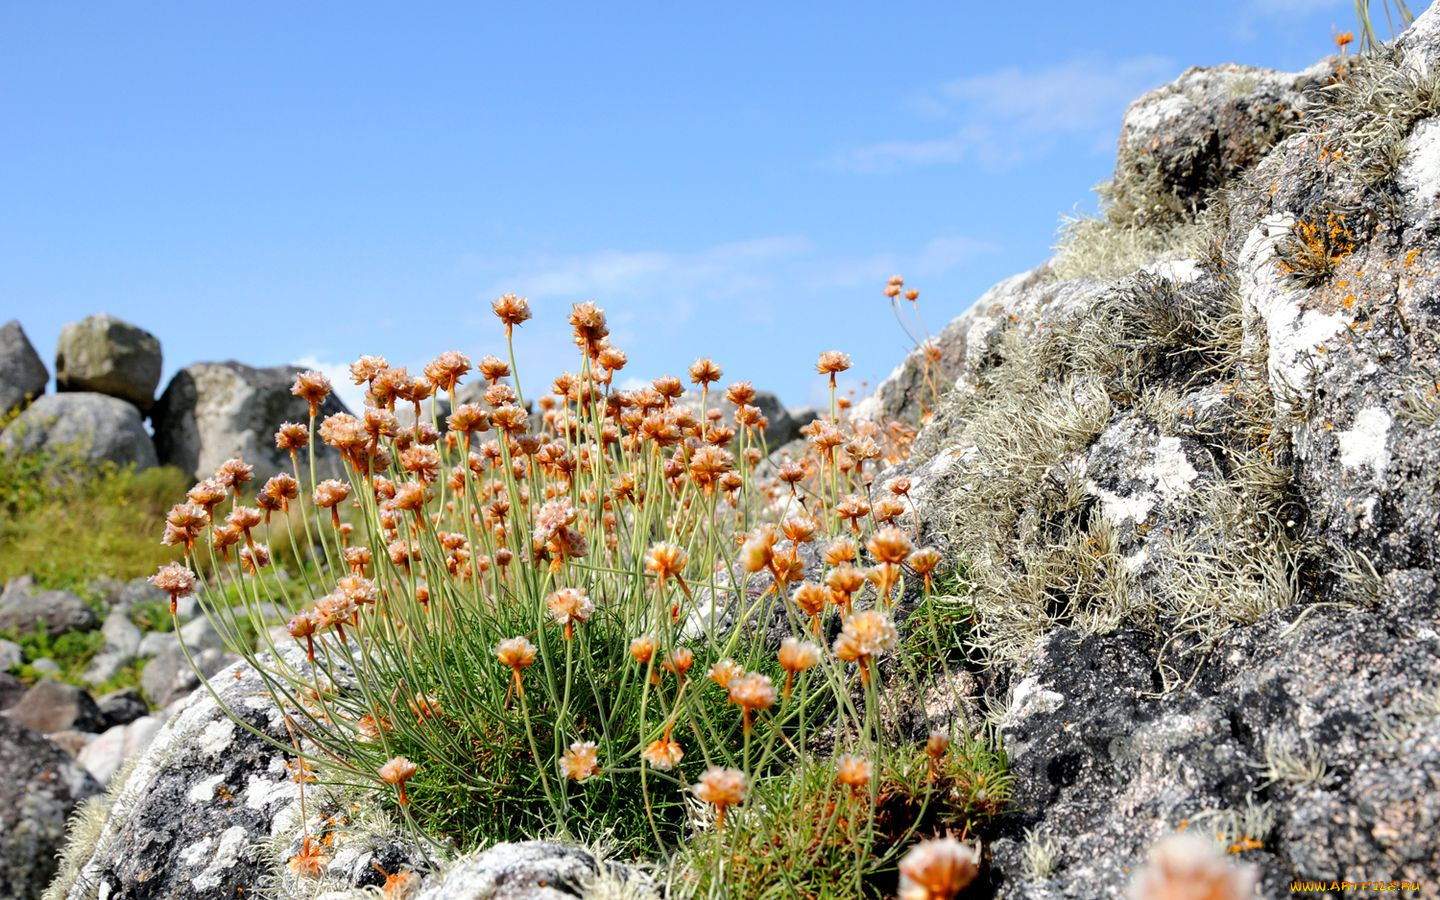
[1274,212,1356,285]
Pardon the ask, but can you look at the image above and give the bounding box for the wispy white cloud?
[294,354,367,412]
[833,56,1176,173]
[468,233,997,310]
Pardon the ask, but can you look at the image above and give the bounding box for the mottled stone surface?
[0,717,101,900]
[414,842,611,900]
[0,392,157,471]
[52,654,302,899]
[0,319,48,416]
[54,314,163,412]
[151,360,350,484]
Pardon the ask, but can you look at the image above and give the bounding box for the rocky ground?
[8,9,1440,900]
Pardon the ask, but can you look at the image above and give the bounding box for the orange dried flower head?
[904,288,919,302]
[728,673,777,714]
[492,293,532,330]
[693,766,747,826]
[824,537,858,566]
[423,351,471,394]
[642,738,684,770]
[927,730,950,760]
[187,478,227,512]
[897,837,980,900]
[688,445,734,495]
[652,375,684,402]
[782,516,819,544]
[708,658,745,690]
[275,422,310,452]
[313,479,351,508]
[568,301,609,355]
[1335,31,1354,48]
[832,610,898,665]
[689,358,722,387]
[1127,833,1256,900]
[546,587,594,629]
[644,541,688,581]
[378,756,418,806]
[560,740,600,781]
[495,636,537,670]
[835,754,873,792]
[447,403,491,434]
[663,647,695,679]
[350,355,388,384]
[778,636,822,674]
[291,370,333,415]
[215,458,255,491]
[724,381,757,406]
[909,548,942,574]
[288,837,330,879]
[792,582,829,619]
[867,526,914,564]
[149,562,197,613]
[816,350,852,376]
[628,635,656,664]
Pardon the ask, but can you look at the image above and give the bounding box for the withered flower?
[291,370,333,417]
[898,838,979,900]
[693,766,747,829]
[378,756,418,806]
[560,740,600,782]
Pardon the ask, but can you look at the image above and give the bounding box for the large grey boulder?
[151,360,350,484]
[0,319,48,417]
[415,842,623,900]
[54,314,162,412]
[882,10,1440,894]
[0,576,98,638]
[0,716,102,900]
[0,392,157,471]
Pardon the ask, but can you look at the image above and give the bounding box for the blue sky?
[1,1,1421,410]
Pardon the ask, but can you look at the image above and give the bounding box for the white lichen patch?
[1122,93,1193,142]
[1400,117,1440,203]
[1144,437,1199,500]
[1238,214,1350,399]
[244,771,298,811]
[1009,676,1065,721]
[1337,407,1392,481]
[1088,482,1157,525]
[198,718,236,757]
[188,774,224,804]
[1139,258,1203,284]
[190,825,249,893]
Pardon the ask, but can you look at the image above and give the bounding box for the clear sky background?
[2,1,1426,411]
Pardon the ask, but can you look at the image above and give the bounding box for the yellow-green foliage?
[0,441,187,591]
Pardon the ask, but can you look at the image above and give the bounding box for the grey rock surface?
[0,716,102,900]
[0,577,98,638]
[0,672,25,710]
[82,610,142,685]
[414,842,613,900]
[0,392,157,471]
[140,617,233,708]
[54,314,163,411]
[151,360,350,484]
[4,680,107,735]
[76,715,164,786]
[50,654,302,900]
[0,637,21,671]
[0,319,48,416]
[879,12,1440,895]
[96,687,148,728]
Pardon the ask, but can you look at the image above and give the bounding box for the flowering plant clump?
[159,283,1006,896]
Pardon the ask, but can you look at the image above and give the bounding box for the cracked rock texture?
[0,717,101,900]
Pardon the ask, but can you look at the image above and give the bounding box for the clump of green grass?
[159,291,1006,897]
[0,439,188,591]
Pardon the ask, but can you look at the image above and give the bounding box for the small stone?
[0,637,21,671]
[0,575,99,637]
[97,687,149,728]
[0,716,102,898]
[4,679,107,734]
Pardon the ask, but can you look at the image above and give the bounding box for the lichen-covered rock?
[49,654,303,899]
[0,576,98,638]
[882,9,1440,895]
[151,361,350,484]
[0,392,157,471]
[1108,62,1326,226]
[0,716,101,900]
[414,842,615,900]
[54,314,163,412]
[0,319,48,417]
